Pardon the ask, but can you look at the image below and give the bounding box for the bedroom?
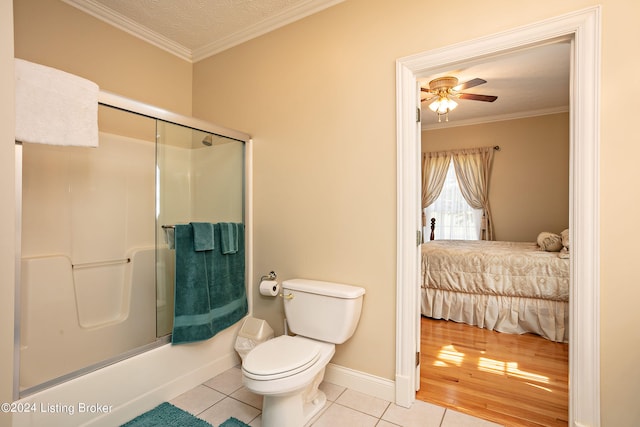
[419,41,570,425]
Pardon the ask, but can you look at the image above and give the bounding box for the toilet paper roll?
[259,280,280,297]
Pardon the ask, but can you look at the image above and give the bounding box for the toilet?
[241,278,365,427]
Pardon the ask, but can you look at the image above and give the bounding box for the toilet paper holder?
[259,271,293,299]
[260,271,277,282]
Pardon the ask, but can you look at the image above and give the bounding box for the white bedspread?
[421,240,570,342]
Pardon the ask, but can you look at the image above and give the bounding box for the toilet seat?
[243,335,321,380]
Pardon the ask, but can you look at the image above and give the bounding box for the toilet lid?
[243,335,321,379]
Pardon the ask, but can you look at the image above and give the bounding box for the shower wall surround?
[20,129,156,392]
[17,93,251,398]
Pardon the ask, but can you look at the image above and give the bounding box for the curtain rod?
[424,145,501,156]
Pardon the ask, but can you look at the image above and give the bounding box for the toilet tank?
[282,279,365,344]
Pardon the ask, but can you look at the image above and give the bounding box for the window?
[424,159,482,240]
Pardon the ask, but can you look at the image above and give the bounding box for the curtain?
[451,147,495,240]
[421,151,451,228]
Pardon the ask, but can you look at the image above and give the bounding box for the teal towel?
[191,222,215,251]
[172,223,247,344]
[220,222,239,254]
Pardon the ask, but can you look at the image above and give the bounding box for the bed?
[421,239,569,342]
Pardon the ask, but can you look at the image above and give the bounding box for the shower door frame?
[13,90,253,399]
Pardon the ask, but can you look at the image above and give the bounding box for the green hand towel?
[220,222,239,254]
[191,222,215,251]
[172,223,247,344]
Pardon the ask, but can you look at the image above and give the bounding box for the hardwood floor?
[417,317,568,426]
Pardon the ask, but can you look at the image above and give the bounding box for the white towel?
[15,59,99,147]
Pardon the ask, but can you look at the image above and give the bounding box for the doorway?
[417,40,571,424]
[395,7,601,427]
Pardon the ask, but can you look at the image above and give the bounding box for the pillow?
[561,229,569,250]
[537,231,563,252]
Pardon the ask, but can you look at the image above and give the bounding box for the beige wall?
[193,0,640,425]
[193,2,400,379]
[598,3,640,426]
[13,0,192,116]
[4,0,640,425]
[1,1,15,426]
[423,113,570,242]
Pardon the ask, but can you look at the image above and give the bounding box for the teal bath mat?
[121,402,212,426]
[220,418,251,427]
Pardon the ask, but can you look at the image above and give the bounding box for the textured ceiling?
[93,0,306,48]
[62,0,344,61]
[419,41,571,129]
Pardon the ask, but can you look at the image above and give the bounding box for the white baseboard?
[394,374,413,408]
[324,363,395,403]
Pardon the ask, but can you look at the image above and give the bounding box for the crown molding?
[192,0,344,62]
[421,105,569,131]
[62,0,344,63]
[61,0,192,61]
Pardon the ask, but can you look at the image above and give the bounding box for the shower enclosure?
[15,92,250,397]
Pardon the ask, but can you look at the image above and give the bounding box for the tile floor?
[170,366,503,427]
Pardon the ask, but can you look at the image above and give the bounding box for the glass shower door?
[18,105,158,394]
[155,121,245,337]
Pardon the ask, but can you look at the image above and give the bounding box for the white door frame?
[395,7,601,426]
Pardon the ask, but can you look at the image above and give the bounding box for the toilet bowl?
[240,279,365,427]
[242,335,335,426]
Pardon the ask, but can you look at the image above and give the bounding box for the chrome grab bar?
[72,258,131,269]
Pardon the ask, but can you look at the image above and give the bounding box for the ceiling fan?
[421,76,498,122]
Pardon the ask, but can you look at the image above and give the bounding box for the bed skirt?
[421,288,568,343]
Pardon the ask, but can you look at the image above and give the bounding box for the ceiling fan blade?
[458,93,498,102]
[420,87,434,93]
[453,78,487,91]
[421,95,437,103]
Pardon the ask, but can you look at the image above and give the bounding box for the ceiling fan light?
[444,98,458,111]
[429,97,457,114]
